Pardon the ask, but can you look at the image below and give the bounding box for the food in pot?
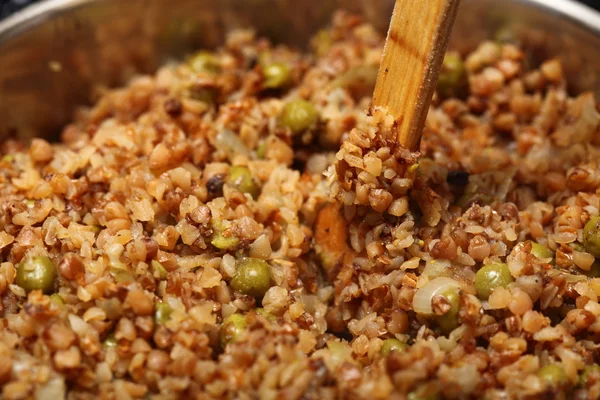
[1,10,600,400]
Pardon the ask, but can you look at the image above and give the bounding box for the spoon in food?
[372,0,461,151]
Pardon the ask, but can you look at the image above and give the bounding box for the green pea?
[538,364,568,387]
[380,338,407,356]
[437,52,467,99]
[280,99,319,134]
[230,257,272,298]
[220,313,247,348]
[188,51,220,74]
[263,62,291,89]
[24,199,35,209]
[474,262,513,300]
[151,260,168,280]
[155,302,173,325]
[227,166,260,198]
[583,216,600,258]
[436,288,460,334]
[530,242,553,260]
[580,364,600,386]
[210,221,239,250]
[16,256,57,294]
[103,335,118,349]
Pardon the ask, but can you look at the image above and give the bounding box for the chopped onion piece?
[412,277,460,315]
[215,129,251,160]
[563,273,588,283]
[422,259,452,278]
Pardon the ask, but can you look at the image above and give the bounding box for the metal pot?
[1,0,600,140]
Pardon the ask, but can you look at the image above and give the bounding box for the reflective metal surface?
[1,0,600,141]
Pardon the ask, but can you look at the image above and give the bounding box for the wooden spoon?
[372,0,461,151]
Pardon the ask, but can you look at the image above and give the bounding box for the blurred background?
[2,0,600,19]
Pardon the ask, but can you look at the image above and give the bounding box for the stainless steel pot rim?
[0,0,92,40]
[523,0,600,35]
[2,0,600,42]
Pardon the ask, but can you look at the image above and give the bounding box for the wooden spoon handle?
[372,0,461,151]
